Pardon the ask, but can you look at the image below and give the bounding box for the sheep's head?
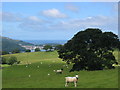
[75,75,79,78]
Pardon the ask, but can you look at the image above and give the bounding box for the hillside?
[1,36,34,52]
[2,51,118,88]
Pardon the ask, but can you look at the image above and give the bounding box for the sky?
[1,2,118,40]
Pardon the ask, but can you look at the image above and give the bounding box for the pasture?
[2,51,119,88]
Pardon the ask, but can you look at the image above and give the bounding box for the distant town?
[20,45,44,50]
[19,44,56,52]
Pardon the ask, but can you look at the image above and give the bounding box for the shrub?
[2,51,9,55]
[12,48,20,54]
[7,56,18,65]
[43,45,53,52]
[1,57,7,64]
[35,48,40,52]
[25,49,31,52]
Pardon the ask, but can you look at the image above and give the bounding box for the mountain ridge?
[1,36,34,52]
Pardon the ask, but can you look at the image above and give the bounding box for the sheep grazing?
[28,75,31,77]
[54,69,63,74]
[65,75,79,87]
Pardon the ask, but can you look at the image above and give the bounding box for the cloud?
[27,16,42,22]
[24,16,46,24]
[1,12,23,22]
[2,11,117,35]
[42,8,67,18]
[47,15,117,33]
[18,15,117,34]
[19,22,44,31]
[65,4,79,13]
[19,16,50,31]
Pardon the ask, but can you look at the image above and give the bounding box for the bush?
[12,48,20,54]
[35,48,40,52]
[2,51,9,55]
[43,45,53,52]
[1,57,7,64]
[25,49,31,52]
[7,56,20,65]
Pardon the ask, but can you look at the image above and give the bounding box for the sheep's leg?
[65,82,68,87]
[74,82,77,87]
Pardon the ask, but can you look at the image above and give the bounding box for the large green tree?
[58,28,119,71]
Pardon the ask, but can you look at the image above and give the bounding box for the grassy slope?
[2,51,119,88]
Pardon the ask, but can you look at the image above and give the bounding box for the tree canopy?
[58,28,119,71]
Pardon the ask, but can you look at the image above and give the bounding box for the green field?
[2,51,119,88]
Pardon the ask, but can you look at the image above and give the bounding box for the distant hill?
[1,36,34,52]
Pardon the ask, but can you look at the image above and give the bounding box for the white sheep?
[54,69,63,74]
[28,75,31,77]
[65,75,79,87]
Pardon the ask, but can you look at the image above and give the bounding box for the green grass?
[2,51,119,88]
